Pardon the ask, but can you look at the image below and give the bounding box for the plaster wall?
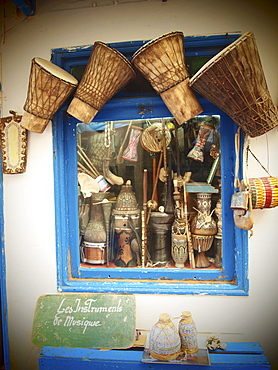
[1,0,278,368]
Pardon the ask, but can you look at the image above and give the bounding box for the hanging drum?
[190,32,278,138]
[21,57,78,133]
[132,31,203,125]
[67,42,136,124]
[248,177,278,209]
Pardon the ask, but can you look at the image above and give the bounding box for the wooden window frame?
[51,33,249,295]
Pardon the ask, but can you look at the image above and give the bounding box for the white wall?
[1,0,278,368]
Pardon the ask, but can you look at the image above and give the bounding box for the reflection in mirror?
[77,115,222,270]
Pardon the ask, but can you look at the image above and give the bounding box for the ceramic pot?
[171,218,188,268]
[191,193,217,268]
[179,311,198,354]
[149,313,181,361]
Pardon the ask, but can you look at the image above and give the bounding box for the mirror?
[77,115,222,269]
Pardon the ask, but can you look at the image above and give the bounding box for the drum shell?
[132,31,188,93]
[190,32,278,137]
[113,212,141,230]
[67,42,136,124]
[132,31,203,125]
[22,57,78,133]
[192,234,214,252]
[82,241,107,264]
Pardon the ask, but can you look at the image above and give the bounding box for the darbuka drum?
[67,42,136,124]
[192,234,214,268]
[132,31,203,125]
[190,32,278,138]
[21,57,78,133]
[248,177,278,209]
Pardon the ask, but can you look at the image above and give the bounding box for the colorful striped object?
[249,177,278,209]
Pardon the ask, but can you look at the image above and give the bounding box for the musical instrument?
[248,177,278,209]
[82,241,107,265]
[148,210,174,267]
[187,123,213,162]
[112,181,141,267]
[191,192,217,268]
[190,32,278,138]
[132,31,203,125]
[67,42,136,124]
[171,218,188,268]
[21,57,78,133]
[82,198,107,265]
[192,235,214,268]
[140,122,171,153]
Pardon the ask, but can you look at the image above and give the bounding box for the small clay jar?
[149,313,181,361]
[179,311,198,354]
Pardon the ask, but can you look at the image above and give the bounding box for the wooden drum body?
[21,57,78,133]
[67,42,136,124]
[132,31,203,125]
[190,32,278,137]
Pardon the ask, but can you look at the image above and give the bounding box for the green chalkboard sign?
[32,293,136,349]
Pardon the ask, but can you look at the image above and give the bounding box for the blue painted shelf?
[38,342,270,369]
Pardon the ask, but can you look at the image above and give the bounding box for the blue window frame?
[52,33,248,295]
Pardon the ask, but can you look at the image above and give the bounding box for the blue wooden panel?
[38,343,270,369]
[210,353,270,367]
[12,0,35,16]
[210,342,264,354]
[0,154,10,369]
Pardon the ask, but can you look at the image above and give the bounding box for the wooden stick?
[175,126,181,178]
[161,120,168,177]
[142,169,148,267]
[77,144,100,177]
[141,210,146,268]
[152,156,159,205]
[183,181,195,269]
[146,152,163,224]
[77,162,96,178]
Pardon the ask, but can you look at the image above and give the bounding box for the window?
[52,33,248,295]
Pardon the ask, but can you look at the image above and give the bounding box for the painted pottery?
[171,218,188,268]
[191,193,217,268]
[112,180,141,267]
[179,311,198,354]
[149,313,181,361]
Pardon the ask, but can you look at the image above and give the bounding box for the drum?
[192,234,214,268]
[132,31,203,125]
[190,32,278,138]
[21,57,78,133]
[248,177,278,209]
[82,241,107,264]
[67,42,136,124]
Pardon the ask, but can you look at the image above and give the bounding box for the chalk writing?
[32,293,136,349]
[53,297,123,334]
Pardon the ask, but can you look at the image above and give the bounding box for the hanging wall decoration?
[0,111,27,174]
